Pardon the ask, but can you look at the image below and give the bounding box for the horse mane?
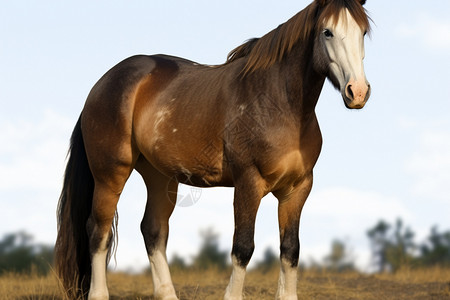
[226,0,371,76]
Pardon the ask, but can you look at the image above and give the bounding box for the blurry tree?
[367,219,415,272]
[387,219,415,271]
[191,228,228,270]
[367,220,391,272]
[419,226,450,267]
[170,253,187,270]
[0,231,53,275]
[254,247,278,273]
[323,239,355,272]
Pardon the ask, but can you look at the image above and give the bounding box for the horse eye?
[323,29,334,38]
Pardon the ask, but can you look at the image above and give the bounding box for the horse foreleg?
[225,174,264,300]
[274,175,313,300]
[138,163,178,300]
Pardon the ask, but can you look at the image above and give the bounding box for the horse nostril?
[365,84,371,101]
[346,84,354,100]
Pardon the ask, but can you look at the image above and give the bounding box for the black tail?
[55,116,94,298]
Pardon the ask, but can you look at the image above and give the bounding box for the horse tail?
[55,115,94,298]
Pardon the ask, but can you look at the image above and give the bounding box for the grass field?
[1,267,449,299]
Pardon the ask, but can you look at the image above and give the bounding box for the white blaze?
[322,8,370,108]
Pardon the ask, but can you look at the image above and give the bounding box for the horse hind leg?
[85,160,134,300]
[81,123,137,299]
[136,159,178,300]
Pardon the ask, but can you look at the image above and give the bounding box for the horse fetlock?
[154,284,178,300]
[87,290,109,300]
[224,294,243,300]
[275,294,298,300]
[224,284,244,300]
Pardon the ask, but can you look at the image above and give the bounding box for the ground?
[1,267,449,299]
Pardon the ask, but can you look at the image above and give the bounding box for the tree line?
[367,219,450,272]
[169,220,450,273]
[0,231,53,275]
[1,219,449,275]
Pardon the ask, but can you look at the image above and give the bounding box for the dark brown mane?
[226,0,371,76]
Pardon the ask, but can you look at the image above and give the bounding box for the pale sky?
[1,1,449,272]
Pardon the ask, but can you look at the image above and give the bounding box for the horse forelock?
[318,0,371,35]
[226,0,370,76]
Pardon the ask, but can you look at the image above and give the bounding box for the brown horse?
[55,0,371,299]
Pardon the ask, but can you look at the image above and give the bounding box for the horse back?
[82,54,236,186]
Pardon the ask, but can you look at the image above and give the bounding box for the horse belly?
[136,109,231,187]
[152,138,231,187]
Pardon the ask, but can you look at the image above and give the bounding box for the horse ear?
[360,0,367,5]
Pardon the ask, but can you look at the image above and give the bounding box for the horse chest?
[257,149,310,191]
[256,127,322,192]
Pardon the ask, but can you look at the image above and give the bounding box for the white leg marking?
[276,258,298,300]
[149,240,178,300]
[224,256,246,300]
[88,235,109,300]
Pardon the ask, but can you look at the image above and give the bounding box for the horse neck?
[278,38,326,120]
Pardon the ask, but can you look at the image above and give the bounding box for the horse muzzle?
[342,79,371,109]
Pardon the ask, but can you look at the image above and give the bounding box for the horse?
[55,0,371,299]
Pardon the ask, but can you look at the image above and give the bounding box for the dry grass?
[1,267,449,299]
[0,271,65,300]
[296,268,450,300]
